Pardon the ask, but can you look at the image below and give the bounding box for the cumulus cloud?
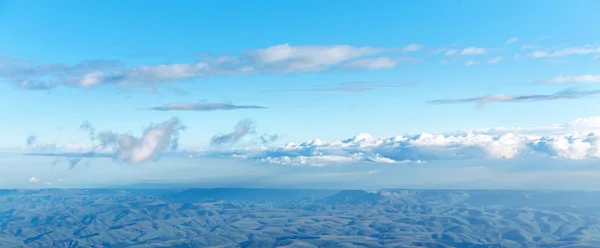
[147,102,267,112]
[96,118,184,164]
[28,177,40,183]
[263,81,412,93]
[210,119,256,146]
[429,87,600,107]
[2,44,396,90]
[26,118,184,165]
[529,45,600,58]
[505,37,520,45]
[204,117,600,166]
[539,75,600,84]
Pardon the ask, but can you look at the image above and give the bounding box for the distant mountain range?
[1,188,600,247]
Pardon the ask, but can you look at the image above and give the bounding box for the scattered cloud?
[263,81,413,93]
[201,116,600,166]
[445,49,459,56]
[96,118,184,164]
[210,119,256,146]
[465,60,479,66]
[488,57,503,64]
[429,87,600,107]
[26,134,37,146]
[521,45,537,50]
[529,45,600,58]
[460,47,487,56]
[28,177,40,183]
[26,118,185,165]
[505,37,520,45]
[539,75,600,84]
[339,57,398,70]
[2,44,399,90]
[444,47,487,57]
[403,44,423,52]
[146,102,267,112]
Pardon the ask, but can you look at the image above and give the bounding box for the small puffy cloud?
[28,177,40,183]
[488,57,503,64]
[403,44,423,52]
[529,45,600,58]
[147,102,267,112]
[97,118,184,164]
[460,47,487,55]
[211,119,256,146]
[540,75,600,84]
[505,37,520,45]
[429,87,600,107]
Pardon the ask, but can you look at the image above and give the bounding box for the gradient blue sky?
[1,0,600,188]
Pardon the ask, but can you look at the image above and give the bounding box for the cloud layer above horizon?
[22,116,600,168]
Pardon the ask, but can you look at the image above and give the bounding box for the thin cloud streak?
[263,81,414,93]
[429,88,600,107]
[146,103,267,112]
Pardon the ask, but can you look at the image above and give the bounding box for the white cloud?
[204,117,600,166]
[465,60,479,66]
[97,118,184,164]
[529,45,600,58]
[28,177,40,183]
[460,47,487,55]
[340,57,398,70]
[4,44,396,90]
[403,44,423,52]
[488,57,503,64]
[246,43,382,72]
[540,75,600,84]
[445,49,458,56]
[505,37,520,45]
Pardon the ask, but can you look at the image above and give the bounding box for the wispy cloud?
[460,47,487,56]
[146,102,267,112]
[263,81,413,93]
[465,60,479,66]
[505,37,520,45]
[444,47,487,57]
[25,118,185,165]
[210,119,256,146]
[539,75,600,84]
[529,45,600,58]
[339,57,398,70]
[2,44,400,90]
[488,57,503,64]
[403,44,423,52]
[537,35,551,41]
[429,88,600,107]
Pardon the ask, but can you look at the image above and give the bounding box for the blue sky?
[2,0,600,188]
